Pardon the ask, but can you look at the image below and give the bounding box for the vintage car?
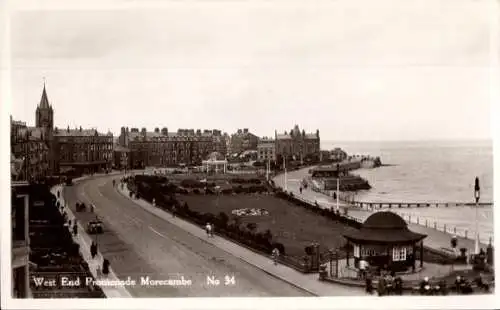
[86,220,104,234]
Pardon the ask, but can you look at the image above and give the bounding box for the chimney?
[237,129,242,134]
[243,128,248,134]
[67,125,70,132]
[80,126,82,132]
[161,127,168,135]
[141,127,146,133]
[154,127,159,133]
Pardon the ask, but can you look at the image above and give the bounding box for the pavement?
[273,167,489,256]
[64,174,366,297]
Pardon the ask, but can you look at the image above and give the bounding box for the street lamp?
[474,177,480,255]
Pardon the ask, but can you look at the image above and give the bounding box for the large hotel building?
[118,127,228,168]
[274,125,321,163]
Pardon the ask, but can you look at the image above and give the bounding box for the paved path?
[273,168,488,256]
[65,174,365,297]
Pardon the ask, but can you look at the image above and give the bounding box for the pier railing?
[351,201,493,210]
[395,211,493,246]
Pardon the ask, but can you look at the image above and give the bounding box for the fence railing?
[395,211,493,246]
[352,201,493,209]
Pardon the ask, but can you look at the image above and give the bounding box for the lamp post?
[284,156,288,191]
[474,177,480,255]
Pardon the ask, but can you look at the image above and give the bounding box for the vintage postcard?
[1,0,498,309]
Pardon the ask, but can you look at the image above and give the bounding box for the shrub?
[218,212,229,227]
[246,222,257,232]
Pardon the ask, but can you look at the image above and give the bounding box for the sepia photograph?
[1,0,499,309]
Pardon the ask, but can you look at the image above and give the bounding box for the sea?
[321,140,494,244]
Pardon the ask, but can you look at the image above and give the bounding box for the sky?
[6,0,495,141]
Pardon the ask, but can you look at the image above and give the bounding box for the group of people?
[365,270,403,296]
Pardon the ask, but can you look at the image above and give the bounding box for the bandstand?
[202,152,228,174]
[343,211,427,273]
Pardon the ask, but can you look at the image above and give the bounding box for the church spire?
[39,80,50,109]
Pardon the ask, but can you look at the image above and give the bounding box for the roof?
[39,84,51,109]
[276,134,292,139]
[114,144,130,152]
[207,152,225,161]
[54,128,111,137]
[363,211,407,229]
[343,211,427,244]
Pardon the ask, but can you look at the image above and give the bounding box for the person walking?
[205,223,212,237]
[172,205,177,218]
[90,241,98,259]
[272,248,280,265]
[72,223,78,236]
[299,187,303,194]
[102,259,110,276]
[359,257,368,280]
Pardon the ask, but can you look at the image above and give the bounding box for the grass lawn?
[178,194,358,258]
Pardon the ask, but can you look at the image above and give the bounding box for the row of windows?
[354,245,413,262]
[57,137,113,143]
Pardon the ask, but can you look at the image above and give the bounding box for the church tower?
[35,82,56,174]
[35,83,54,140]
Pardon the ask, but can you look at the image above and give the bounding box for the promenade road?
[273,167,488,256]
[64,175,363,297]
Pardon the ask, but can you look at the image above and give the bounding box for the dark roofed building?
[52,125,113,175]
[343,211,427,272]
[118,126,226,168]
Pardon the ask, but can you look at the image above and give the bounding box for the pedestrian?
[172,206,176,218]
[102,259,110,276]
[272,247,280,265]
[210,223,215,237]
[365,276,373,294]
[299,187,303,194]
[72,223,78,236]
[205,223,211,237]
[377,275,386,296]
[90,241,98,259]
[359,256,368,280]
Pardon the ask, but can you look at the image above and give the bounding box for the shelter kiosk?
[343,211,427,273]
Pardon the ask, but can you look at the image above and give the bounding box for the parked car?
[87,220,104,234]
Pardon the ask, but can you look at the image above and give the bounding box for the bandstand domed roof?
[207,152,225,161]
[363,211,408,230]
[343,211,426,245]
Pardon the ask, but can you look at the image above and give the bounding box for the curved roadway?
[63,175,312,297]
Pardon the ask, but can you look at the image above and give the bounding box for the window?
[392,246,407,261]
[353,244,360,258]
